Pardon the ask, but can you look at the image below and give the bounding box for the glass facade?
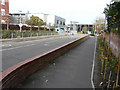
[1,0,5,5]
[1,9,5,16]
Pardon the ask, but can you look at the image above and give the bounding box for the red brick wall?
[105,32,120,58]
[0,0,1,24]
[0,0,9,24]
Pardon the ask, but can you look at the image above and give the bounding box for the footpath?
[0,34,66,42]
[17,37,96,88]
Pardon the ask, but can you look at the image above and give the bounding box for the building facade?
[27,13,66,28]
[0,0,9,24]
[9,13,28,25]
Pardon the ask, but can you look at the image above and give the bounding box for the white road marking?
[0,44,35,52]
[91,37,97,89]
[44,44,48,46]
[0,44,12,47]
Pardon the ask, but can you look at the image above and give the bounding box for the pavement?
[17,37,96,88]
[0,34,63,42]
[1,34,87,71]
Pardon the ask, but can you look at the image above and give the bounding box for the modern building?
[9,12,28,25]
[69,23,93,33]
[0,0,9,24]
[9,12,66,29]
[77,24,93,32]
[27,13,66,28]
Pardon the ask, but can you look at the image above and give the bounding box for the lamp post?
[19,11,22,32]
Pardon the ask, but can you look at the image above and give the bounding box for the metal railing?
[2,32,58,39]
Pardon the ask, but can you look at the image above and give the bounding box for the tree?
[38,19,46,31]
[82,26,88,33]
[93,18,105,34]
[43,22,46,30]
[49,23,51,31]
[103,2,120,33]
[25,15,45,31]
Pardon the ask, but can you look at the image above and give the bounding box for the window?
[63,22,65,25]
[1,0,5,5]
[1,20,5,24]
[1,9,5,16]
[57,20,59,24]
[60,21,62,25]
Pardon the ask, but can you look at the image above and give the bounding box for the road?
[17,37,96,88]
[1,34,86,71]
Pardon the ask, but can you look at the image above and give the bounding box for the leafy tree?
[94,18,105,34]
[49,23,51,31]
[103,2,120,33]
[82,26,87,33]
[38,19,46,31]
[25,15,46,31]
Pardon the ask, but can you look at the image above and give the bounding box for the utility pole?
[19,11,22,32]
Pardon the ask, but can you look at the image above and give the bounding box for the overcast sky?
[9,0,111,24]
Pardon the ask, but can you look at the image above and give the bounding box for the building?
[27,13,66,28]
[0,0,9,24]
[69,23,93,33]
[9,13,28,25]
[77,24,93,32]
[9,12,66,29]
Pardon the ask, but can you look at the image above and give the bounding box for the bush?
[90,33,95,36]
[1,30,58,39]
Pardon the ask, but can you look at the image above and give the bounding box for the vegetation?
[1,30,57,39]
[82,26,88,33]
[103,1,120,34]
[93,18,106,35]
[77,32,85,34]
[25,15,46,31]
[97,35,119,88]
[102,1,120,88]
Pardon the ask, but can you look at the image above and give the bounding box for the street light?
[19,11,22,32]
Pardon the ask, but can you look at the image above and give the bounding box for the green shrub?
[90,33,95,36]
[1,30,58,39]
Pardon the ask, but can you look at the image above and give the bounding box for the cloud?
[9,0,111,24]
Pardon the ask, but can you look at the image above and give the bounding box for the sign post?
[19,23,23,32]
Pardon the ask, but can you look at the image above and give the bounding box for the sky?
[9,0,111,24]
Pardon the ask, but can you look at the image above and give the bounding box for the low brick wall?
[105,32,120,58]
[0,35,89,89]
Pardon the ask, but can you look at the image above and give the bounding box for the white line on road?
[91,37,97,90]
[0,44,35,52]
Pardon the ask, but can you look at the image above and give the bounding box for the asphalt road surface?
[17,37,96,88]
[1,34,86,71]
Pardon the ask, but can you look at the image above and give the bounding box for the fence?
[2,32,58,39]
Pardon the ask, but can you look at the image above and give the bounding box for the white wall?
[27,13,66,28]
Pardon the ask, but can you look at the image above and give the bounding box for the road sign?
[19,23,23,27]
